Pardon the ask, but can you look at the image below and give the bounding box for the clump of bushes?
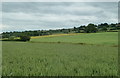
[2,35,31,42]
[8,36,15,41]
[57,41,61,43]
[20,35,31,41]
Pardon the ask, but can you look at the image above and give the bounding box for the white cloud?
[0,24,9,29]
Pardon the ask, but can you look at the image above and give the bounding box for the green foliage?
[2,34,10,38]
[85,23,98,33]
[1,23,119,38]
[101,27,107,31]
[8,36,15,41]
[20,35,31,41]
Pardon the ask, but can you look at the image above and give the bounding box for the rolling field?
[2,32,118,76]
[31,32,118,46]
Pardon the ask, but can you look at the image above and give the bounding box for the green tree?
[8,36,15,41]
[85,23,98,33]
[20,35,31,41]
[101,27,107,31]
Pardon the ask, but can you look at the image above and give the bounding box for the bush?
[20,35,31,41]
[8,36,15,41]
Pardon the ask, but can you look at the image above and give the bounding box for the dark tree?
[85,23,98,33]
[20,35,31,41]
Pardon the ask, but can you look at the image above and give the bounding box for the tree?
[74,27,77,31]
[20,35,31,41]
[101,27,107,31]
[85,23,98,33]
[8,36,15,41]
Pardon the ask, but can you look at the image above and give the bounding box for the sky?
[1,2,118,32]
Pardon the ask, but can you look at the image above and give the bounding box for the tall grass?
[2,41,118,76]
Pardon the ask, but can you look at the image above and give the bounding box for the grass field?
[31,32,118,46]
[2,32,118,76]
[31,33,78,39]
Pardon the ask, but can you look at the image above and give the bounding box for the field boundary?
[31,33,82,39]
[30,41,118,47]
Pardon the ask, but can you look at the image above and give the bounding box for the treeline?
[1,23,120,38]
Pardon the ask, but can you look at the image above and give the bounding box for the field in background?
[31,33,79,39]
[31,32,118,46]
[2,32,118,76]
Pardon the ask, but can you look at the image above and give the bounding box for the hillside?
[31,32,118,46]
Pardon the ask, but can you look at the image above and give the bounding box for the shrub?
[8,36,15,41]
[20,35,31,41]
[58,41,61,43]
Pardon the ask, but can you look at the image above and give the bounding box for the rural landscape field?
[2,32,118,76]
[1,2,119,77]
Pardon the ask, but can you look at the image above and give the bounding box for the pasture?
[2,32,118,76]
[31,32,118,46]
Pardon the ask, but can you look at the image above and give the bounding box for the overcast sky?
[1,2,118,32]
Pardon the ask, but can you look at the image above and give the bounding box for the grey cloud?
[2,2,117,16]
[2,2,73,13]
[1,2,118,32]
